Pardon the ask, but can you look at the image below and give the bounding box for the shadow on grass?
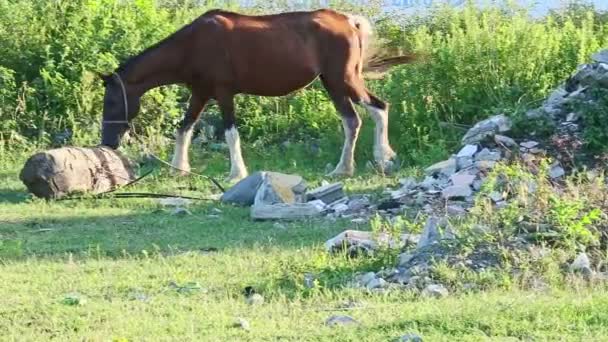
[0,188,29,204]
[0,207,349,260]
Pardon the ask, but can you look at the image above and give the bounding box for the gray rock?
[422,284,449,298]
[472,179,484,191]
[592,50,608,64]
[520,141,539,149]
[398,253,415,267]
[234,317,251,331]
[457,144,478,158]
[550,165,566,179]
[475,148,501,162]
[425,158,457,177]
[325,315,359,327]
[417,217,455,249]
[221,172,265,206]
[475,160,497,170]
[494,134,517,147]
[366,277,387,290]
[572,63,608,88]
[462,114,512,145]
[442,185,473,199]
[447,204,467,216]
[570,252,591,273]
[399,177,418,190]
[358,272,377,287]
[306,182,344,204]
[489,191,504,203]
[246,293,265,306]
[304,273,316,289]
[450,173,476,188]
[456,156,474,170]
[397,333,423,342]
[566,112,581,122]
[251,203,324,221]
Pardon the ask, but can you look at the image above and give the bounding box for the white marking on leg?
[364,104,396,170]
[171,128,194,174]
[330,117,359,177]
[225,126,248,181]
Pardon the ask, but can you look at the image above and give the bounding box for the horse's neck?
[123,45,184,95]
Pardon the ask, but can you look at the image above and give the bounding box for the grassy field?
[2,150,608,341]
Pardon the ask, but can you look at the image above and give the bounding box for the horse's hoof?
[326,167,354,178]
[171,165,191,176]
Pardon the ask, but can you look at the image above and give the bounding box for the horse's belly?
[239,70,319,97]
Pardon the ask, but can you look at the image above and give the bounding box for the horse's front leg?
[171,95,208,175]
[217,92,248,182]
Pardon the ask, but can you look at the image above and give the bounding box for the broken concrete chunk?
[450,173,476,188]
[475,148,501,162]
[494,134,517,147]
[250,203,323,221]
[325,230,400,253]
[306,182,344,204]
[425,158,457,177]
[254,172,307,206]
[457,145,478,158]
[442,185,473,200]
[549,164,566,179]
[520,141,539,149]
[461,114,512,145]
[422,284,449,298]
[417,217,455,249]
[456,156,474,170]
[220,172,265,206]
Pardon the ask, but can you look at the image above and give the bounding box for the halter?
[102,72,130,125]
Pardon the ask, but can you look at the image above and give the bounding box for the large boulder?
[20,147,136,199]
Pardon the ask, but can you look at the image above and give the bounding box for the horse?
[99,9,414,182]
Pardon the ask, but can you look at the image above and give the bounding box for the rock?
[566,112,581,122]
[549,165,566,179]
[160,197,192,207]
[348,196,371,212]
[221,172,265,206]
[447,204,467,216]
[417,217,455,249]
[442,185,473,200]
[306,182,344,204]
[304,273,316,289]
[494,134,517,147]
[332,203,350,214]
[366,277,387,290]
[425,158,457,177]
[520,141,539,149]
[398,253,415,267]
[326,230,399,253]
[20,147,137,200]
[475,148,501,162]
[171,207,192,216]
[592,49,608,64]
[250,203,324,221]
[461,114,512,145]
[325,315,359,327]
[399,177,418,189]
[572,63,608,89]
[570,252,591,273]
[450,173,476,188]
[253,172,307,205]
[475,160,497,170]
[489,191,504,203]
[396,333,424,342]
[422,284,449,298]
[472,179,484,191]
[456,156,474,170]
[246,293,265,306]
[457,144,478,158]
[233,317,251,331]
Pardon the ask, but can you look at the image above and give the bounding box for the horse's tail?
[347,14,418,77]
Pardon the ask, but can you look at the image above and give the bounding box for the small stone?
[171,207,192,216]
[332,203,349,214]
[566,112,581,122]
[366,277,387,290]
[489,191,504,203]
[457,144,478,158]
[461,114,512,145]
[475,160,497,170]
[325,315,359,327]
[398,253,415,267]
[234,317,251,331]
[550,165,566,179]
[397,333,424,342]
[456,156,474,170]
[520,141,539,149]
[472,179,484,191]
[450,173,476,187]
[304,273,316,289]
[358,272,377,287]
[399,177,418,189]
[417,217,455,249]
[442,185,473,199]
[422,284,449,298]
[447,205,467,216]
[425,158,457,177]
[494,134,517,147]
[570,252,591,273]
[475,148,501,162]
[246,293,265,306]
[273,222,287,230]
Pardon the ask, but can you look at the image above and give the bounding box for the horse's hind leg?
[172,95,209,175]
[360,90,397,172]
[216,91,248,182]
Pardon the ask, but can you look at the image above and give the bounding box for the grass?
[2,149,608,340]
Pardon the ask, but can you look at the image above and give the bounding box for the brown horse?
[100,9,414,181]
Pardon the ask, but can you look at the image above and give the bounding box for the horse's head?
[100,73,140,149]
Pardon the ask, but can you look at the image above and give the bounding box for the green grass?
[2,150,608,341]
